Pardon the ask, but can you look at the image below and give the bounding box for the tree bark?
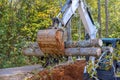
[102,47,113,53]
[65,39,103,48]
[105,0,109,37]
[0,65,42,80]
[22,42,44,56]
[98,0,101,38]
[65,48,101,57]
[22,40,104,57]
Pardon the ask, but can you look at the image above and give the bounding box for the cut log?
[23,42,102,57]
[102,47,113,53]
[23,46,101,57]
[22,42,44,56]
[65,39,103,48]
[22,47,44,56]
[65,48,101,57]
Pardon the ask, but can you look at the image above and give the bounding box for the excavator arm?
[56,0,97,39]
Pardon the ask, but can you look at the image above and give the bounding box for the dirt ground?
[27,60,86,80]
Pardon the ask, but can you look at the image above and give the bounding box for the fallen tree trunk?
[65,39,103,48]
[65,47,101,57]
[23,46,113,57]
[0,65,43,80]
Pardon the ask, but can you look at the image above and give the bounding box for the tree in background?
[105,0,109,37]
[0,0,61,68]
[97,0,101,38]
[86,0,120,38]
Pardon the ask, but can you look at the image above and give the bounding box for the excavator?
[23,0,120,80]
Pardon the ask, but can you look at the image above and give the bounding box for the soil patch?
[28,60,86,80]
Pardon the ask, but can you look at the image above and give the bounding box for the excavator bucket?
[37,28,65,55]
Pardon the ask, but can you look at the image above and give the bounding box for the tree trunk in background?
[98,0,101,38]
[105,0,109,37]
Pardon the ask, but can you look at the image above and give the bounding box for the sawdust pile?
[27,60,86,80]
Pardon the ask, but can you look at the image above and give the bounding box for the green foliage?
[0,0,61,68]
[86,0,120,38]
